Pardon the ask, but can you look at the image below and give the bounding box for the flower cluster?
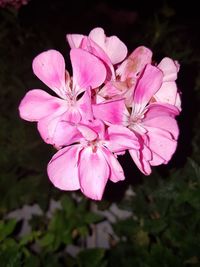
[19,27,181,200]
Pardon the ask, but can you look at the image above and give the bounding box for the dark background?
[1,0,200,266]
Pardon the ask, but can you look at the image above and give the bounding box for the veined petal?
[77,89,93,121]
[154,81,178,105]
[93,98,129,125]
[129,145,152,175]
[66,34,84,48]
[37,112,63,144]
[70,48,106,93]
[89,27,127,65]
[77,124,98,141]
[106,125,140,152]
[101,147,125,182]
[132,64,163,114]
[53,121,82,148]
[79,147,110,200]
[145,127,178,164]
[32,50,67,99]
[158,57,179,82]
[143,105,179,140]
[19,89,65,121]
[47,145,81,191]
[80,37,115,80]
[117,46,152,81]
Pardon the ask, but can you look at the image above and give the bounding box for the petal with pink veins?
[133,64,163,114]
[89,27,128,65]
[106,125,140,153]
[158,57,179,82]
[77,89,93,121]
[47,145,81,191]
[80,37,115,80]
[101,147,125,182]
[129,145,152,175]
[77,124,98,141]
[66,34,84,48]
[70,48,106,93]
[142,103,179,139]
[32,50,67,99]
[93,98,129,125]
[19,89,65,121]
[53,121,82,148]
[79,147,110,200]
[145,127,178,164]
[154,82,178,105]
[117,46,152,81]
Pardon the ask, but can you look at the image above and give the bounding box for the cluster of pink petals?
[0,0,29,9]
[19,27,181,200]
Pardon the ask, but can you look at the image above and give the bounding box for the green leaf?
[77,248,106,267]
[0,219,17,242]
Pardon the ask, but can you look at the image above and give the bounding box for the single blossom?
[67,27,128,80]
[98,46,152,106]
[19,48,106,144]
[47,119,139,200]
[94,64,180,174]
[154,57,181,110]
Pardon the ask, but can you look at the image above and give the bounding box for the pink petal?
[106,125,140,153]
[37,112,64,144]
[77,89,93,121]
[101,147,125,182]
[53,121,82,148]
[77,124,98,141]
[19,89,65,121]
[79,147,110,200]
[117,46,152,81]
[133,64,163,114]
[142,104,179,140]
[70,48,106,92]
[175,92,182,110]
[47,145,81,191]
[89,27,127,65]
[63,107,82,123]
[66,34,84,48]
[154,82,178,105]
[158,57,179,82]
[129,145,152,175]
[80,37,115,80]
[92,98,129,125]
[32,50,67,99]
[146,127,178,164]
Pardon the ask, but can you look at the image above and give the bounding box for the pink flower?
[99,46,152,105]
[67,27,128,65]
[19,48,106,144]
[67,27,128,80]
[47,120,139,200]
[154,57,181,110]
[94,64,180,175]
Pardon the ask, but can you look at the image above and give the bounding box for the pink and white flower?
[94,63,180,175]
[19,48,106,144]
[47,120,139,200]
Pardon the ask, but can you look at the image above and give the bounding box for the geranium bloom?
[18,27,181,200]
[154,57,181,110]
[67,27,128,81]
[94,64,180,175]
[19,48,106,144]
[99,46,152,106]
[47,120,139,200]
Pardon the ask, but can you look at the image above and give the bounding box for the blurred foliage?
[0,0,200,266]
